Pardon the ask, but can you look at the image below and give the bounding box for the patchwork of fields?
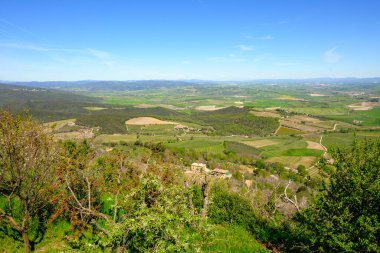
[2,81,380,174]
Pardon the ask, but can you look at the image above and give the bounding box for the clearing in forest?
[195,105,226,111]
[125,117,178,125]
[250,110,281,118]
[243,139,279,148]
[43,118,76,131]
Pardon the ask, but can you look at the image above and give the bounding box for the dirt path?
[319,135,328,158]
[274,124,281,135]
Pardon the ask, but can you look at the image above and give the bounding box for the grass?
[322,132,380,149]
[259,137,307,158]
[225,141,261,158]
[0,219,72,253]
[94,134,138,143]
[103,96,149,105]
[355,131,380,137]
[202,225,268,253]
[266,156,317,169]
[167,139,225,154]
[276,126,304,135]
[327,108,380,126]
[284,148,323,156]
[84,106,107,111]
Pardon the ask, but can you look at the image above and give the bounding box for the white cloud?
[260,35,273,40]
[324,47,342,63]
[86,48,114,66]
[238,44,254,51]
[275,62,298,67]
[244,35,274,40]
[207,54,245,63]
[0,42,51,51]
[0,42,115,66]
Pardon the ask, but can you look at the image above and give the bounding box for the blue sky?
[0,0,379,81]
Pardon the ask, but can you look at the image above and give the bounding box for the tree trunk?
[22,231,31,253]
[201,179,209,218]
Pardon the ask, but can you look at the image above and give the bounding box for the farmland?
[1,80,380,174]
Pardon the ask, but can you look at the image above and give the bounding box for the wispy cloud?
[238,44,254,51]
[207,54,245,63]
[0,42,115,66]
[275,62,298,67]
[324,47,342,63]
[244,35,274,40]
[0,42,51,51]
[86,48,114,66]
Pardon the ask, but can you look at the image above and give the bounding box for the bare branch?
[66,175,110,221]
[283,180,300,211]
[0,208,22,232]
[66,176,84,209]
[84,175,91,210]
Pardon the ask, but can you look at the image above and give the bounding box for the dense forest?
[0,110,379,252]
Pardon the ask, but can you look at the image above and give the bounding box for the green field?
[2,81,380,172]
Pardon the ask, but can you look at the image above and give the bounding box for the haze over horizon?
[1,0,379,81]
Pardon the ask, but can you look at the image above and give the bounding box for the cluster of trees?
[0,111,379,252]
[0,111,212,252]
[192,107,279,136]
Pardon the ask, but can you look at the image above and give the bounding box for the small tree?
[299,140,380,252]
[0,111,58,252]
[296,165,308,177]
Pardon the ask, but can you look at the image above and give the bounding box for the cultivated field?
[306,141,325,150]
[125,117,178,125]
[195,105,226,111]
[309,93,327,97]
[243,139,279,148]
[266,156,317,169]
[5,81,380,173]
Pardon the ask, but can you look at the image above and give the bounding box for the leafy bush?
[298,140,380,252]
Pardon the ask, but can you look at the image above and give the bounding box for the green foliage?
[232,170,243,181]
[192,107,279,136]
[202,225,269,252]
[297,165,308,177]
[106,177,200,252]
[208,181,271,241]
[255,159,267,169]
[0,111,58,252]
[299,140,380,252]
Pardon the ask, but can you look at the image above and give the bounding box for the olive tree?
[0,111,58,252]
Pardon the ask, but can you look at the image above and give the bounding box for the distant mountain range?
[1,77,379,92]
